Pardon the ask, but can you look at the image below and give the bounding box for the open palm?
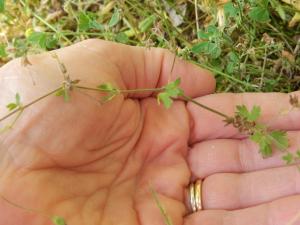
[0,40,299,225]
[0,39,214,225]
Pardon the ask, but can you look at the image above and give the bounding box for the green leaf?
[164,78,183,98]
[78,12,103,31]
[115,32,129,44]
[0,44,7,57]
[165,78,181,90]
[98,83,116,92]
[15,93,21,105]
[248,106,261,122]
[197,31,210,39]
[275,4,286,20]
[55,89,64,97]
[109,9,120,27]
[269,130,289,150]
[78,12,90,31]
[6,103,17,111]
[55,88,70,102]
[52,216,66,225]
[236,105,261,122]
[224,2,238,17]
[63,89,70,102]
[228,52,239,63]
[296,150,300,158]
[282,152,293,164]
[236,105,249,118]
[6,93,21,111]
[138,15,156,32]
[157,93,173,109]
[89,20,104,30]
[45,36,58,49]
[191,42,221,59]
[27,32,47,49]
[249,7,270,23]
[250,131,273,157]
[0,0,5,13]
[226,62,235,74]
[206,25,219,37]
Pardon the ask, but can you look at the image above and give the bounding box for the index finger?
[188,91,300,143]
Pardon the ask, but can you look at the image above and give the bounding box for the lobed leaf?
[269,130,289,150]
[250,131,273,157]
[248,105,261,122]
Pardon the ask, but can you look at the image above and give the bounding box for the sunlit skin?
[0,40,299,225]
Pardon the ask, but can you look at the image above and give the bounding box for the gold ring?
[189,179,202,212]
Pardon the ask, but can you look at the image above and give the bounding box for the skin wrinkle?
[104,100,140,149]
[93,104,143,225]
[82,189,107,225]
[238,139,254,172]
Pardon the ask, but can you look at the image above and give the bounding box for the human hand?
[186,91,300,225]
[0,39,215,225]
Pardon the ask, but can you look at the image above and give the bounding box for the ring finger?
[193,164,300,210]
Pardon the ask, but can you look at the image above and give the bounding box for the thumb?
[78,39,216,98]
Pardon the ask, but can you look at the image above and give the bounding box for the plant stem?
[0,84,231,131]
[75,85,165,94]
[194,0,200,37]
[182,95,230,119]
[0,87,62,123]
[191,61,258,89]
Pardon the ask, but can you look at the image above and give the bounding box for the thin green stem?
[75,85,165,94]
[191,61,258,89]
[182,95,230,119]
[0,87,62,123]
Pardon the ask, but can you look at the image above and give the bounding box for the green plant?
[0,0,300,224]
[0,60,296,163]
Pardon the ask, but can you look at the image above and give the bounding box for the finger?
[187,92,300,142]
[78,39,216,98]
[184,195,300,225]
[188,131,300,178]
[198,165,300,210]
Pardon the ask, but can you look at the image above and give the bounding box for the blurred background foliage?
[0,0,299,92]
